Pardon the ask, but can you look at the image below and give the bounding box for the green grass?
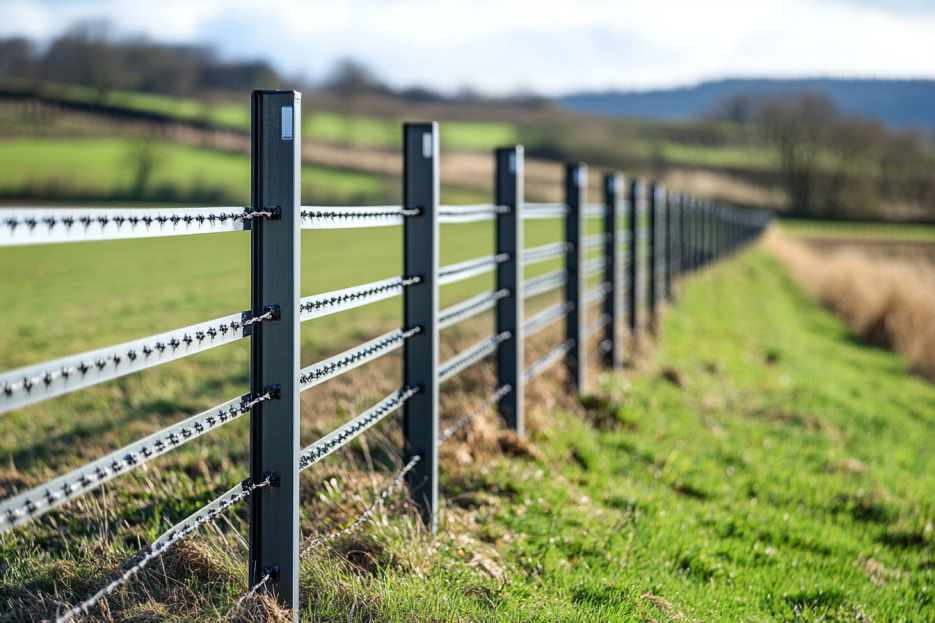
[1,226,933,621]
[0,137,392,205]
[780,219,935,241]
[639,141,777,171]
[0,78,252,131]
[302,112,519,152]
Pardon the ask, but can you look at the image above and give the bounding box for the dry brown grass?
[763,227,935,380]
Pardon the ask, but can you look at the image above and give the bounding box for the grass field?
[1,222,933,621]
[780,219,935,242]
[303,113,519,152]
[0,137,394,205]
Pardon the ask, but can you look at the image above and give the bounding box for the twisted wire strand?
[582,203,608,218]
[438,331,511,383]
[522,203,569,219]
[523,269,567,299]
[299,206,418,229]
[223,568,273,621]
[299,276,420,321]
[298,455,421,560]
[522,241,573,265]
[437,385,512,444]
[0,308,277,415]
[583,281,612,308]
[438,289,510,329]
[583,232,612,250]
[55,476,271,623]
[582,255,610,278]
[298,327,420,391]
[523,301,574,337]
[298,387,419,472]
[0,390,275,532]
[438,253,510,286]
[438,204,509,223]
[523,339,575,382]
[585,313,612,337]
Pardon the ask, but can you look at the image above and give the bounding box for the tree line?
[0,21,283,100]
[717,93,935,220]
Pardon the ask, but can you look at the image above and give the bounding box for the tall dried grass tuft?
[763,227,935,380]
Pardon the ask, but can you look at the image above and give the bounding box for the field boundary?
[0,88,771,621]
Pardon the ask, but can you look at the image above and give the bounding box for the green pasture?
[632,140,777,171]
[780,218,935,241]
[0,78,252,131]
[0,137,392,205]
[303,111,519,152]
[1,212,933,619]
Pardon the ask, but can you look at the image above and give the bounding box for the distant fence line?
[0,89,772,622]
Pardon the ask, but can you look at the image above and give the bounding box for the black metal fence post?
[688,197,701,272]
[564,162,587,393]
[403,122,440,534]
[648,182,665,330]
[603,172,623,369]
[496,146,523,432]
[628,179,643,356]
[667,190,679,299]
[249,90,301,614]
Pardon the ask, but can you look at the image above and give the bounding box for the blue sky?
[1,0,933,95]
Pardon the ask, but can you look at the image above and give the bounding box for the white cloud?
[0,0,932,94]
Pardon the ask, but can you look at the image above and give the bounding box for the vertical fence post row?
[402,123,440,534]
[249,90,301,614]
[667,191,680,299]
[564,162,587,393]
[690,199,697,272]
[628,179,643,356]
[496,146,524,433]
[647,182,663,330]
[603,172,623,369]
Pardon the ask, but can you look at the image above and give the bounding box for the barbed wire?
[1,207,277,235]
[582,255,610,278]
[583,281,612,308]
[585,313,612,338]
[583,232,613,250]
[0,309,276,408]
[55,475,272,623]
[300,207,419,220]
[222,568,273,621]
[438,253,510,283]
[438,331,511,382]
[298,327,420,389]
[299,276,420,317]
[437,204,509,222]
[437,385,512,444]
[299,387,419,471]
[522,241,573,264]
[0,389,276,531]
[298,455,420,560]
[523,339,575,382]
[523,301,574,337]
[438,289,509,329]
[523,269,567,299]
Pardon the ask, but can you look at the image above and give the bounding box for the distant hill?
[555,79,935,130]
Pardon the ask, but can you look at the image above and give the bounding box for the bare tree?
[125,139,164,198]
[42,20,126,102]
[758,93,837,217]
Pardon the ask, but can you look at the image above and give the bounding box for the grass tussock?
[764,226,935,380]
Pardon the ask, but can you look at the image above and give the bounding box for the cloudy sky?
[1,0,933,95]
